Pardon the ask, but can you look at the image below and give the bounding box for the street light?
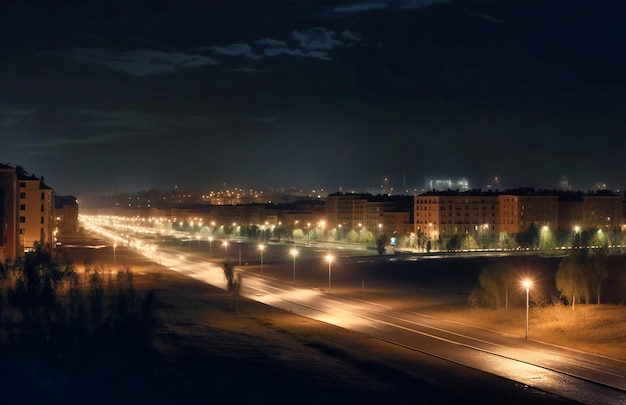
[290,248,298,281]
[222,240,229,260]
[113,243,117,266]
[326,254,334,293]
[307,222,311,246]
[522,279,532,339]
[258,244,265,273]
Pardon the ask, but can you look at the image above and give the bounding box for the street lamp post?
[523,280,532,339]
[222,240,229,261]
[113,243,117,266]
[208,236,213,257]
[258,244,265,273]
[307,222,311,246]
[326,254,334,293]
[290,248,298,281]
[238,242,242,265]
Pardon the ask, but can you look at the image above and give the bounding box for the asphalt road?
[80,219,626,404]
[153,246,626,405]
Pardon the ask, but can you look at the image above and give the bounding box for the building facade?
[414,190,499,250]
[415,188,624,251]
[0,163,20,260]
[325,193,413,238]
[0,164,57,258]
[17,167,55,252]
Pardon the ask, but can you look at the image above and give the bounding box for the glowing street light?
[326,254,334,293]
[307,222,311,246]
[222,240,229,260]
[290,248,298,281]
[258,244,265,273]
[522,279,532,339]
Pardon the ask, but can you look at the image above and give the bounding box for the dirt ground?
[43,232,625,404]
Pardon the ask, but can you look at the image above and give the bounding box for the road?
[82,220,626,404]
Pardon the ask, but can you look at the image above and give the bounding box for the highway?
[150,245,625,405]
[81,220,626,404]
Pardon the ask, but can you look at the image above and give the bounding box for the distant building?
[581,191,622,231]
[499,191,559,235]
[415,188,624,251]
[414,190,499,250]
[559,176,570,191]
[325,193,413,238]
[55,195,79,233]
[425,178,470,192]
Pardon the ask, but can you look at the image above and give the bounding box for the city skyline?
[2,1,625,199]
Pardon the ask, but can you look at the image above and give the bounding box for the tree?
[446,235,461,251]
[222,262,242,312]
[461,235,478,251]
[375,234,387,255]
[589,247,610,305]
[555,250,592,310]
[470,262,517,309]
[515,223,539,249]
[292,229,305,240]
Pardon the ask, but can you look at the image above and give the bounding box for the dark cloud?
[292,27,343,50]
[68,48,220,76]
[202,44,262,60]
[0,108,36,127]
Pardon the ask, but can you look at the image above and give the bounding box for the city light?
[258,244,265,273]
[222,240,229,260]
[522,279,532,339]
[290,248,298,281]
[326,254,334,293]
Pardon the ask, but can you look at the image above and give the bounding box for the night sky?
[2,0,625,198]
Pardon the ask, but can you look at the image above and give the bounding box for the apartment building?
[415,188,624,251]
[582,192,623,231]
[0,163,20,260]
[325,193,413,237]
[499,191,559,234]
[0,164,56,258]
[414,190,499,249]
[55,195,79,233]
[17,167,55,252]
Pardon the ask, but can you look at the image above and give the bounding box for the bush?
[0,246,157,351]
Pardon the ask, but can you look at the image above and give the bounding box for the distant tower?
[559,176,569,191]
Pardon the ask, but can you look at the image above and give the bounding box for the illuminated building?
[414,190,499,251]
[0,164,56,257]
[17,166,55,252]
